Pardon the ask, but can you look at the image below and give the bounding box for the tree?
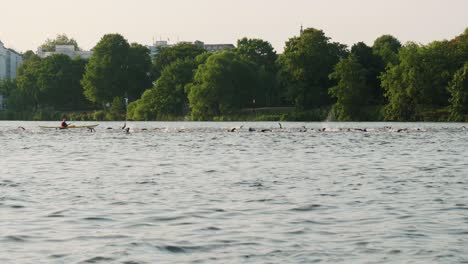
[37,54,88,110]
[21,50,36,61]
[419,40,456,106]
[381,43,423,121]
[40,34,80,51]
[186,51,260,120]
[350,42,385,104]
[128,89,158,121]
[448,63,468,121]
[81,34,131,105]
[0,79,16,97]
[236,37,279,106]
[236,38,277,72]
[329,55,371,120]
[446,28,468,121]
[451,28,468,65]
[278,28,347,109]
[127,43,152,101]
[107,96,126,120]
[0,80,18,111]
[151,43,205,80]
[15,54,42,110]
[372,35,401,66]
[130,58,198,120]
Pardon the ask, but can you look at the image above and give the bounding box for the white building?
[203,43,235,52]
[0,40,23,81]
[37,45,92,59]
[147,40,170,57]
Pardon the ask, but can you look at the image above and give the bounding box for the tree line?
[1,28,467,121]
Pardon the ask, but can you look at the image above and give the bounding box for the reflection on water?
[1,121,468,263]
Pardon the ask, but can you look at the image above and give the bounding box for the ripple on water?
[290,204,322,211]
[9,204,25,209]
[82,217,115,222]
[2,235,30,243]
[78,256,115,263]
[157,242,229,254]
[1,121,468,263]
[49,254,67,259]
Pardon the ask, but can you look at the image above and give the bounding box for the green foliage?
[0,79,16,96]
[128,56,202,121]
[3,29,468,122]
[82,35,152,105]
[351,42,385,104]
[150,58,197,117]
[15,54,42,110]
[106,97,126,120]
[329,55,371,121]
[451,28,468,65]
[32,108,62,121]
[12,52,89,112]
[187,51,260,120]
[40,34,80,52]
[127,43,153,101]
[37,54,89,110]
[372,35,401,66]
[129,89,159,121]
[93,110,106,121]
[236,38,277,72]
[81,34,149,106]
[448,63,468,121]
[21,51,36,61]
[126,101,137,120]
[381,43,422,121]
[281,109,330,121]
[417,40,457,106]
[381,34,466,121]
[278,28,348,109]
[236,38,280,106]
[82,34,131,104]
[151,43,205,80]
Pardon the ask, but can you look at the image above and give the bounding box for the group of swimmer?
[226,123,424,133]
[12,120,467,134]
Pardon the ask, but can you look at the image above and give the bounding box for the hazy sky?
[1,0,467,53]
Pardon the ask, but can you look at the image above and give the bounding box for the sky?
[0,0,467,53]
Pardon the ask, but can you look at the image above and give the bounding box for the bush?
[93,110,106,121]
[281,109,329,121]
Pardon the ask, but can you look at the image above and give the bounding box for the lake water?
[1,121,467,264]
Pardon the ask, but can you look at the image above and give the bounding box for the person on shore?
[61,118,69,128]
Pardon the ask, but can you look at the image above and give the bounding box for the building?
[203,43,235,52]
[147,40,170,57]
[191,40,235,52]
[37,45,92,59]
[0,40,23,81]
[146,39,235,57]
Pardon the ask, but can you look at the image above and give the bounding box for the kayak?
[39,124,99,129]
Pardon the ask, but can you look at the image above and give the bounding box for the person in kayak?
[61,118,69,128]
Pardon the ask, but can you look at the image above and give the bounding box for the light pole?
[253,98,256,120]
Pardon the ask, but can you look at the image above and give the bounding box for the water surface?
[1,121,467,263]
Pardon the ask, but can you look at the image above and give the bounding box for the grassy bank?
[1,105,466,122]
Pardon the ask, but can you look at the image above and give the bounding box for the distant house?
[203,43,235,52]
[146,39,235,58]
[193,40,235,52]
[0,40,23,81]
[37,45,92,59]
[147,40,170,57]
